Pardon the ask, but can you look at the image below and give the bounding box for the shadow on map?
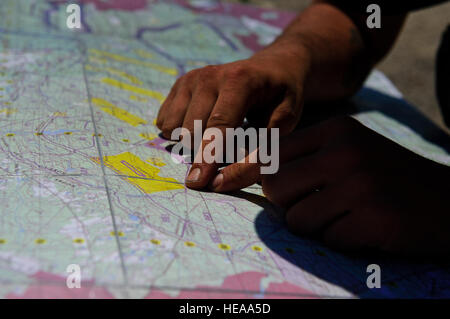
[300,87,450,154]
[253,209,450,298]
[353,88,450,153]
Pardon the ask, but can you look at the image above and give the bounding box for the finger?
[262,153,327,208]
[211,96,302,193]
[285,182,352,236]
[321,211,385,252]
[209,151,261,192]
[267,95,302,135]
[278,116,358,164]
[157,79,180,129]
[278,128,323,165]
[186,87,251,189]
[160,87,191,139]
[181,87,218,147]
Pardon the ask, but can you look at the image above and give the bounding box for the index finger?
[185,87,251,189]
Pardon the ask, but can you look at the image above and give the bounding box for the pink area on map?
[234,33,265,52]
[174,0,295,29]
[6,271,114,299]
[78,0,147,11]
[145,271,317,299]
[266,281,316,299]
[144,137,187,164]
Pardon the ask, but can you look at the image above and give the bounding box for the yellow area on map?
[129,95,148,103]
[102,77,165,103]
[85,64,143,85]
[91,97,147,126]
[150,239,161,245]
[35,238,46,244]
[0,108,16,115]
[88,55,108,64]
[140,132,158,140]
[218,243,231,251]
[89,49,177,76]
[52,111,66,117]
[92,152,184,194]
[135,49,155,59]
[146,157,166,167]
[110,231,125,237]
[252,245,263,252]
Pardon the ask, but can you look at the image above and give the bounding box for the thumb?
[209,161,261,192]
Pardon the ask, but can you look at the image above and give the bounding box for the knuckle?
[224,64,250,83]
[230,164,246,181]
[162,121,184,138]
[162,121,177,132]
[171,97,189,112]
[183,69,199,84]
[173,75,194,91]
[161,125,175,138]
[201,65,219,76]
[156,116,164,129]
[173,75,185,87]
[261,174,280,203]
[198,66,216,79]
[191,65,219,90]
[279,107,297,119]
[271,108,299,132]
[207,112,232,127]
[181,125,196,141]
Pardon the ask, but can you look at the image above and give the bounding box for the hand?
[261,117,450,257]
[156,48,311,190]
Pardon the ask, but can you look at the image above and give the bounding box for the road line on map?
[80,45,129,290]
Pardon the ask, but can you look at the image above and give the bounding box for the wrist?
[250,37,312,88]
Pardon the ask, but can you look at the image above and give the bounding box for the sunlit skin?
[156,1,450,256]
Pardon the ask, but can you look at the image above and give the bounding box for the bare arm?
[258,0,407,101]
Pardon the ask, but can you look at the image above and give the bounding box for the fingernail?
[211,173,223,189]
[186,167,201,182]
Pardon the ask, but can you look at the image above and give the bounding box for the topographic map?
[0,0,449,298]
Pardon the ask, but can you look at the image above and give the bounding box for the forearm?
[253,1,406,102]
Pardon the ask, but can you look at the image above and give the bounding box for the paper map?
[0,0,449,298]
